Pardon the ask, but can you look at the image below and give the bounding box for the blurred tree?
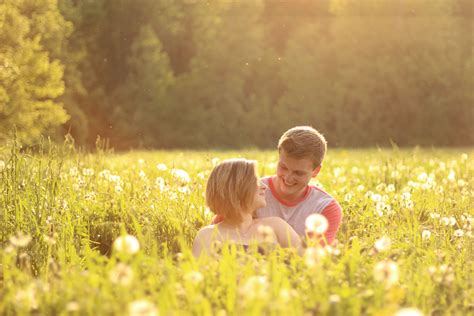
[168,0,265,148]
[0,0,70,145]
[280,0,473,146]
[112,25,175,148]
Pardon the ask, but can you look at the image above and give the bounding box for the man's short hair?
[278,126,327,168]
[206,159,257,224]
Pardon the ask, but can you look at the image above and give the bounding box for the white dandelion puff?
[374,236,391,253]
[374,260,399,287]
[156,163,167,171]
[128,300,158,316]
[113,235,140,255]
[421,230,431,240]
[10,232,32,248]
[394,307,423,316]
[305,214,329,235]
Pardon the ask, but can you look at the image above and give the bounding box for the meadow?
[1,140,472,315]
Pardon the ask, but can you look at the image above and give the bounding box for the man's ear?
[312,165,321,177]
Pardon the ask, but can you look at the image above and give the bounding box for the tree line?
[1,0,472,149]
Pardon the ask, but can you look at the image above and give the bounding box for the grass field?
[1,140,472,315]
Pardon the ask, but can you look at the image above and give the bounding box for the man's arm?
[320,200,343,245]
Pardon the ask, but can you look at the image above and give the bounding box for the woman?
[192,158,302,257]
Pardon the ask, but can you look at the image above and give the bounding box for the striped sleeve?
[321,200,343,245]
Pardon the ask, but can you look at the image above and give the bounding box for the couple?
[192,126,343,257]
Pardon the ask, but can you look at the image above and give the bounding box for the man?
[213,126,342,244]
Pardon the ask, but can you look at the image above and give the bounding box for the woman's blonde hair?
[206,159,258,224]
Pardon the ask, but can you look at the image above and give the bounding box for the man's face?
[275,149,320,199]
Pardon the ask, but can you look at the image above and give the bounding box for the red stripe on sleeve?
[321,200,343,245]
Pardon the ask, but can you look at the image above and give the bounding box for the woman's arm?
[192,226,213,257]
[265,217,303,254]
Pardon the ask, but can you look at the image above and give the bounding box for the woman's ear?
[312,165,321,178]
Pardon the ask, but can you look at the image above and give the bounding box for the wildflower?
[69,167,79,176]
[128,299,158,316]
[401,192,411,201]
[421,230,431,240]
[371,193,382,202]
[305,214,329,235]
[211,157,220,166]
[99,169,111,179]
[138,159,145,165]
[374,260,399,287]
[357,185,365,192]
[139,170,147,179]
[240,276,268,300]
[344,193,353,202]
[115,185,123,193]
[177,186,190,194]
[386,184,395,192]
[448,217,456,226]
[156,163,168,171]
[257,225,276,243]
[329,294,341,304]
[430,213,440,219]
[447,170,456,182]
[304,247,326,267]
[110,263,134,286]
[171,168,190,185]
[453,229,464,237]
[14,284,38,310]
[113,235,140,255]
[66,301,80,312]
[0,160,5,171]
[10,232,32,248]
[82,168,94,176]
[440,217,450,226]
[184,271,204,285]
[279,288,297,303]
[394,307,423,316]
[374,236,391,253]
[155,177,166,192]
[84,191,96,201]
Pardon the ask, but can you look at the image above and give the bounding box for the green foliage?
[0,0,71,145]
[0,0,472,148]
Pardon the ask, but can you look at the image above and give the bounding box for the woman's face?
[250,179,267,211]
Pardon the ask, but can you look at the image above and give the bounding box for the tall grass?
[0,139,472,315]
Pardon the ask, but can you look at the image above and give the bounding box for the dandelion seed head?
[305,214,329,235]
[374,236,391,252]
[374,260,399,287]
[171,169,190,185]
[128,299,158,316]
[110,263,134,286]
[395,307,423,316]
[66,301,80,312]
[184,271,204,285]
[113,235,140,255]
[421,230,431,240]
[10,232,32,248]
[240,276,268,301]
[156,163,167,171]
